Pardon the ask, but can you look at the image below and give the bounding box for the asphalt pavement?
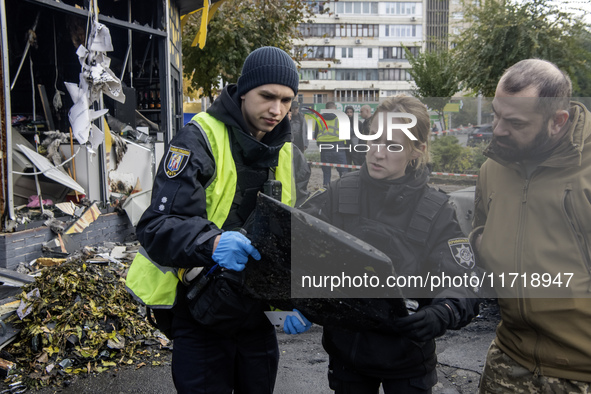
[27,301,499,394]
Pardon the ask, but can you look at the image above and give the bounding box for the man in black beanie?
[130,46,310,393]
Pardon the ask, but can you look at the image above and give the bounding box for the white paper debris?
[89,23,114,52]
[17,288,40,320]
[66,18,125,147]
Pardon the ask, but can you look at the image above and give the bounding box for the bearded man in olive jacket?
[473,59,591,393]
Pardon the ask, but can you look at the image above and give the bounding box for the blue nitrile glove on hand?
[394,303,453,342]
[212,231,261,271]
[283,309,312,335]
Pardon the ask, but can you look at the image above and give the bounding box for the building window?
[335,24,379,38]
[383,2,422,15]
[384,25,423,38]
[300,69,335,80]
[368,48,373,58]
[336,2,378,14]
[340,47,353,58]
[335,69,378,80]
[378,68,413,81]
[314,94,327,104]
[382,46,420,59]
[335,89,379,102]
[318,69,332,80]
[298,24,336,37]
[295,46,335,60]
[304,1,325,13]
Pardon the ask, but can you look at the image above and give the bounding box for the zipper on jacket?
[563,187,591,288]
[521,179,530,203]
[516,177,531,299]
[516,175,544,375]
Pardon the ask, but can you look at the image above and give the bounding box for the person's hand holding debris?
[283,309,312,335]
[212,231,261,271]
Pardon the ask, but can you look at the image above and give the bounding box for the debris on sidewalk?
[63,203,101,235]
[0,243,168,389]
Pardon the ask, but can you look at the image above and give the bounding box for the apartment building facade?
[294,0,449,108]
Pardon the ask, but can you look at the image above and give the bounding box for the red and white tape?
[308,162,478,177]
[430,172,478,178]
[309,161,362,169]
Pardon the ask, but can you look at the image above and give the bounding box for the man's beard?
[488,124,551,162]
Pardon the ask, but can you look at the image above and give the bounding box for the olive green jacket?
[473,102,591,381]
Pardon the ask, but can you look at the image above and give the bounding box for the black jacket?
[301,165,481,378]
[136,84,308,328]
[290,111,307,152]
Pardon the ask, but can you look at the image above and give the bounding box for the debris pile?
[1,246,168,389]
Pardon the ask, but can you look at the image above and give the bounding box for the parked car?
[467,124,494,146]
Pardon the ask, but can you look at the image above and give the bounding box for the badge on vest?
[448,238,475,269]
[165,146,191,178]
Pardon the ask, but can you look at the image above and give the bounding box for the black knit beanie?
[236,47,299,97]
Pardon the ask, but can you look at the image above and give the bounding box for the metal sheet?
[16,144,85,194]
[242,193,408,332]
[110,140,153,193]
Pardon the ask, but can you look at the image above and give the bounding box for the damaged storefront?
[0,0,222,387]
[0,0,211,268]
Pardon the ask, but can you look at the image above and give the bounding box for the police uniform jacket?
[135,84,306,329]
[302,165,481,379]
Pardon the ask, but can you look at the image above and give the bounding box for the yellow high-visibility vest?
[126,113,294,308]
[316,117,344,142]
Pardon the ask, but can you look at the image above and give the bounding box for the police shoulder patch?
[448,238,475,269]
[164,145,191,178]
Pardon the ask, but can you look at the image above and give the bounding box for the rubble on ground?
[0,243,168,390]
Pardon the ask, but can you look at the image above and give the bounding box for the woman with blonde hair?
[295,96,481,393]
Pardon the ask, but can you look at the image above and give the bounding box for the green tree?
[430,135,465,172]
[182,0,321,100]
[430,135,486,173]
[404,47,460,130]
[573,29,591,106]
[453,0,591,97]
[452,97,494,127]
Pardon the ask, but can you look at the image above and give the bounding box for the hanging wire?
[53,17,58,92]
[52,16,64,112]
[84,0,98,49]
[84,3,92,49]
[20,42,82,178]
[9,12,40,90]
[30,57,36,136]
[12,146,82,176]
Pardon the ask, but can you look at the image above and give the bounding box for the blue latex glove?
[212,231,261,271]
[283,309,312,335]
